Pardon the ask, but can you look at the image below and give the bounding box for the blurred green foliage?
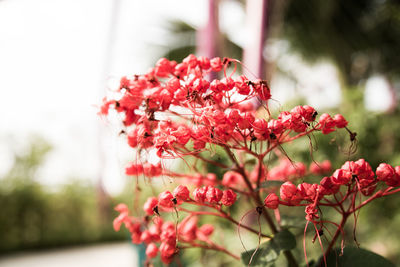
[0,138,127,254]
[284,0,400,84]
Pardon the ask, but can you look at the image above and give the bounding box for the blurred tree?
[0,138,126,254]
[284,0,400,85]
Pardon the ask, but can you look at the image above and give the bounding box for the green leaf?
[241,241,279,266]
[315,246,395,267]
[241,229,296,266]
[272,229,296,251]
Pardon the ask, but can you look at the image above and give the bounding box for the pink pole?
[243,0,268,80]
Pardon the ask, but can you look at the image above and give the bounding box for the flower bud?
[318,113,336,134]
[193,187,207,203]
[376,163,396,182]
[210,57,222,72]
[158,191,174,208]
[125,162,143,176]
[333,114,348,128]
[280,182,297,202]
[198,56,210,70]
[206,186,223,203]
[140,230,153,244]
[377,163,400,186]
[160,242,176,264]
[264,193,279,209]
[320,176,340,195]
[173,185,190,202]
[178,216,197,242]
[146,243,159,259]
[221,189,237,206]
[332,169,352,185]
[143,197,158,215]
[198,224,214,236]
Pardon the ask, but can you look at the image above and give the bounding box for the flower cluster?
[100,54,348,161]
[265,159,400,213]
[114,204,214,264]
[114,184,236,264]
[100,55,400,266]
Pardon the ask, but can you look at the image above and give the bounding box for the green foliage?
[315,247,395,267]
[0,139,126,254]
[241,229,296,266]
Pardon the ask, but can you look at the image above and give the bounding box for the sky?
[0,0,390,194]
[0,0,209,194]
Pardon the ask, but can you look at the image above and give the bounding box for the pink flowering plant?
[100,55,399,266]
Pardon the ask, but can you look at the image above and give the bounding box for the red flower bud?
[161,222,176,246]
[303,105,317,122]
[198,56,210,70]
[320,176,340,195]
[210,57,223,72]
[376,163,399,186]
[173,185,190,202]
[332,169,352,185]
[376,163,396,182]
[198,224,214,236]
[280,182,297,201]
[143,197,158,215]
[160,242,176,264]
[264,193,279,209]
[158,191,174,208]
[221,189,237,206]
[183,54,198,68]
[333,114,348,128]
[178,216,198,242]
[193,187,207,203]
[125,162,143,176]
[206,186,223,203]
[140,230,153,244]
[146,243,159,259]
[297,183,318,200]
[318,113,336,134]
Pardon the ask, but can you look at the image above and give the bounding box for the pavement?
[0,242,138,267]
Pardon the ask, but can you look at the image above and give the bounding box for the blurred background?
[0,0,400,266]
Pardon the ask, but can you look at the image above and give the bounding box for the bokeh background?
[0,0,400,266]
